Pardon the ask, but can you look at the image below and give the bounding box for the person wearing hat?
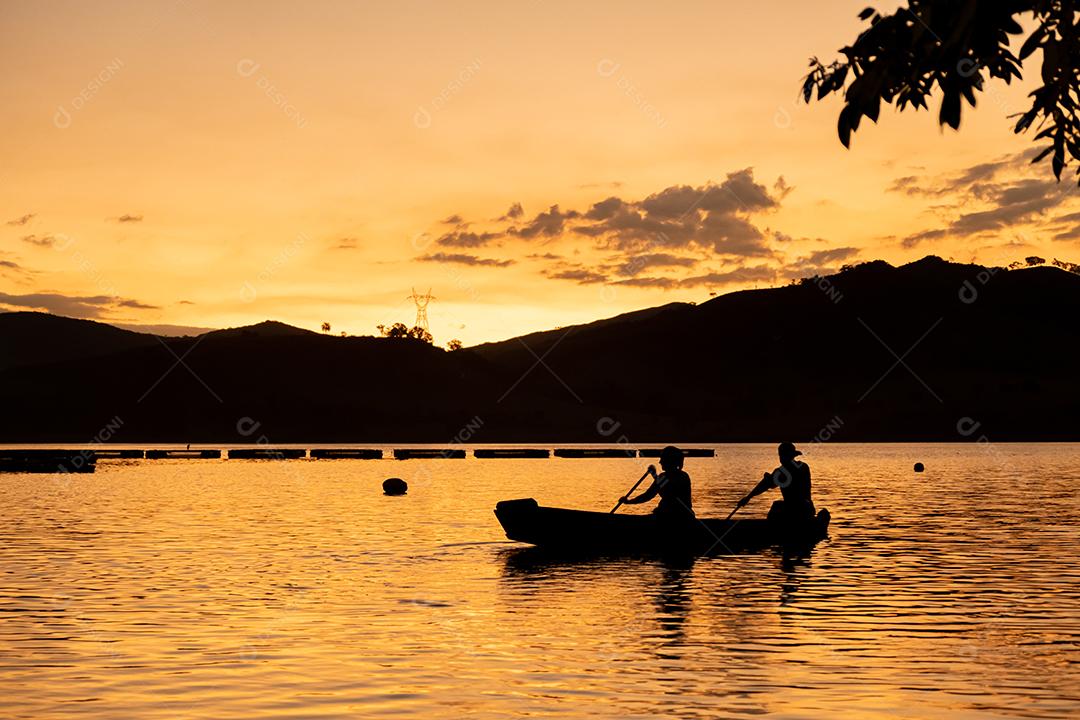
[619,445,694,519]
[736,442,815,522]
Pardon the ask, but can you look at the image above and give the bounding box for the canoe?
[494,498,830,555]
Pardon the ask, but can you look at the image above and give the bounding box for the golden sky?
[2,1,1077,344]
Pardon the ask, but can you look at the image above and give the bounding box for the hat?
[659,445,684,467]
[778,442,802,458]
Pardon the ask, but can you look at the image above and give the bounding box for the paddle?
[610,466,655,514]
[725,473,767,521]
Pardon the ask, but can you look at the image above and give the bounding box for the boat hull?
[494,498,829,555]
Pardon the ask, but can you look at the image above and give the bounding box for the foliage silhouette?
[804,2,1080,183]
[377,322,433,344]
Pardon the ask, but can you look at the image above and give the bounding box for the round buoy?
[913,462,925,473]
[383,477,408,495]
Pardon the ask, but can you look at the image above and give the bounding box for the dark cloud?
[584,196,628,221]
[572,168,781,257]
[800,247,860,266]
[420,252,514,267]
[614,276,679,289]
[951,179,1060,234]
[21,234,57,247]
[544,267,607,284]
[893,150,1077,245]
[614,265,777,289]
[334,237,359,250]
[441,214,464,225]
[498,203,524,221]
[6,213,34,226]
[436,230,503,248]
[0,292,160,318]
[509,205,579,239]
[680,266,777,287]
[0,253,33,278]
[777,247,861,279]
[115,298,158,309]
[773,176,793,199]
[433,169,787,286]
[900,228,949,248]
[615,253,697,277]
[112,214,143,223]
[889,151,1028,196]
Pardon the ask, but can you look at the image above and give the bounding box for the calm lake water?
[1,443,1077,719]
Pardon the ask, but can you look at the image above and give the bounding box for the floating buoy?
[913,462,925,473]
[383,477,408,495]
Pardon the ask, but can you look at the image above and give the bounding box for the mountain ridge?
[2,256,1077,442]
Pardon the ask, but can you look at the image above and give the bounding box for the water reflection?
[1,444,1077,719]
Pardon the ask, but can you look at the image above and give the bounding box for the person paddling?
[737,442,815,522]
[620,446,694,519]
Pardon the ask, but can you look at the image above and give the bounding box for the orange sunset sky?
[2,1,1078,344]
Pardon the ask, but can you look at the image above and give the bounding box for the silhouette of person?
[737,442,815,523]
[620,446,694,518]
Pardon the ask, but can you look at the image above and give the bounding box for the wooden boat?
[494,498,830,555]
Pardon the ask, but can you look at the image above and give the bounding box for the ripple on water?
[0,443,1078,718]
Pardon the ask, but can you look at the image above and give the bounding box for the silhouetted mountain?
[2,257,1078,441]
[0,312,160,371]
[204,320,319,340]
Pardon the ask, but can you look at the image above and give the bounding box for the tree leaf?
[1019,26,1046,60]
[939,90,961,130]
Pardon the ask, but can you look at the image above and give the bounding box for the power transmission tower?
[407,288,435,332]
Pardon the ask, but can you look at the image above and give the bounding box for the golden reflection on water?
[1,444,1078,718]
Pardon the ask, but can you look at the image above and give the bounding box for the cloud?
[334,237,359,250]
[615,253,697,277]
[420,252,514,267]
[800,247,860,266]
[613,264,777,289]
[778,247,861,279]
[773,176,793,199]
[0,292,160,318]
[441,214,463,225]
[900,228,949,248]
[888,150,1036,196]
[578,181,624,190]
[509,205,579,239]
[498,203,524,221]
[111,214,143,223]
[892,151,1077,245]
[0,253,33,279]
[436,230,503,248]
[543,267,607,284]
[21,234,58,247]
[431,168,788,286]
[6,213,34,226]
[571,168,781,257]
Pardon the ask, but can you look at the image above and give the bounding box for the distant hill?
[1,256,1078,442]
[0,312,160,371]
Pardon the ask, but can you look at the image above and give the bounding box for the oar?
[724,480,759,521]
[610,467,654,514]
